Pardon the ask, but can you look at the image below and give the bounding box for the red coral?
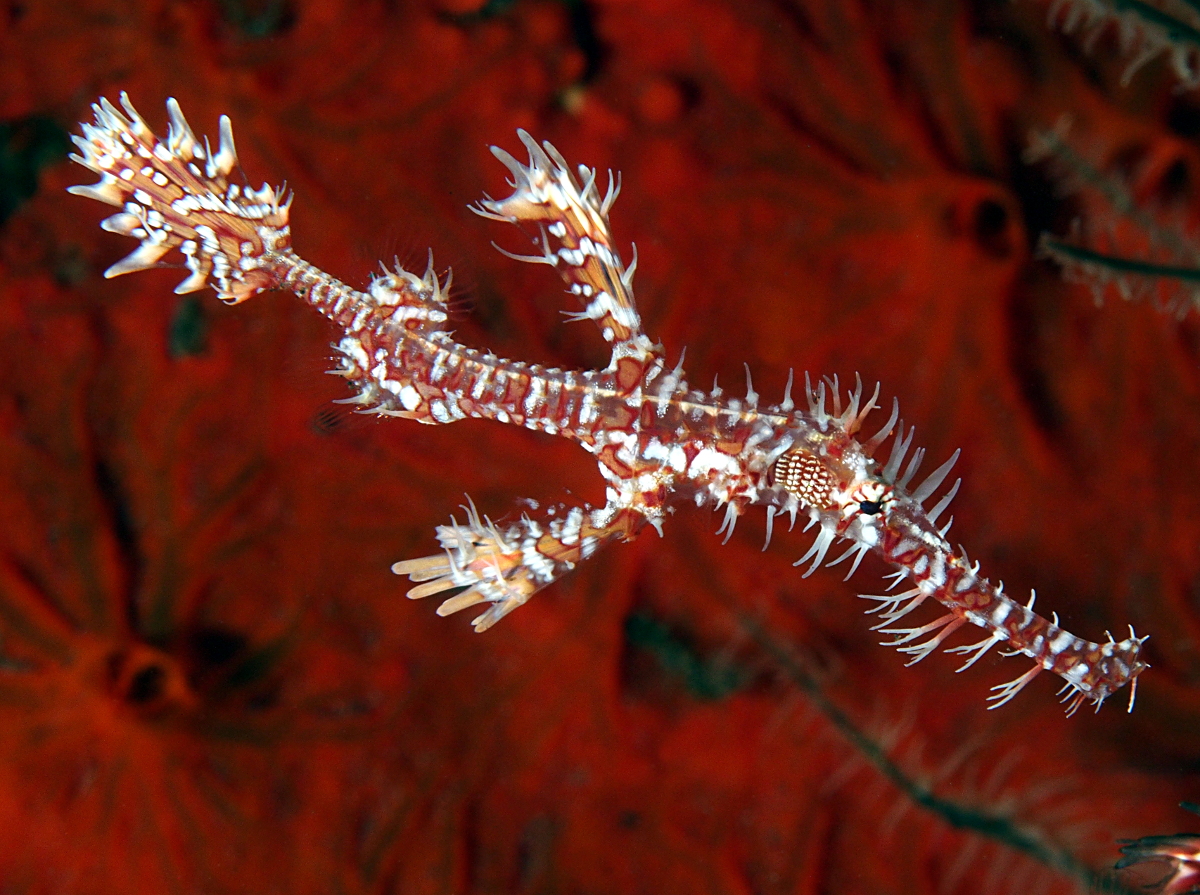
[0,0,1198,893]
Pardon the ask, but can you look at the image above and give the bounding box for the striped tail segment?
[68,93,292,304]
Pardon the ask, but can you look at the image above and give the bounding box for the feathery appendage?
[68,93,293,303]
[1044,0,1200,90]
[70,95,1147,712]
[1027,121,1200,316]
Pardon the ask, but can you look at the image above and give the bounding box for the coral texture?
[0,1,1198,893]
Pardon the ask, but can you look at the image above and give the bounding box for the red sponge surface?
[0,1,1198,893]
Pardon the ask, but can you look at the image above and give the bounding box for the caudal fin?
[69,93,292,304]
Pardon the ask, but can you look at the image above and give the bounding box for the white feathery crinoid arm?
[69,93,292,304]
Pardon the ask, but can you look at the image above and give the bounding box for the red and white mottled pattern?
[70,95,1148,713]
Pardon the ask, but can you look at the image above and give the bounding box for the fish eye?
[859,499,884,515]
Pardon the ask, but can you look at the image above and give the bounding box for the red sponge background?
[0,1,1198,892]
